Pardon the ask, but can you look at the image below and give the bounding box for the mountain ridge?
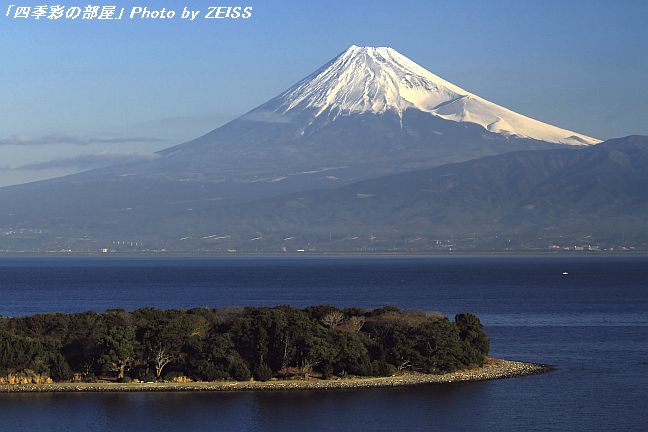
[0,136,644,252]
[159,135,647,251]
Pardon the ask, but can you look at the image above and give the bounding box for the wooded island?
[0,306,490,385]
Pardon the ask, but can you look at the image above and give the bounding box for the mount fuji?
[148,45,598,189]
[0,45,618,252]
[256,45,598,145]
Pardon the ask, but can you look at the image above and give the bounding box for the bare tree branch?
[154,346,174,379]
[321,311,344,329]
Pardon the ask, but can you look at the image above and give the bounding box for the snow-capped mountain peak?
[263,45,599,145]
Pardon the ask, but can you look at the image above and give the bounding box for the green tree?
[455,313,490,365]
[97,325,137,380]
[415,318,466,373]
[186,332,250,381]
[331,331,372,376]
[0,330,72,380]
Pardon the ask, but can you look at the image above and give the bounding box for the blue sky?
[1,0,647,185]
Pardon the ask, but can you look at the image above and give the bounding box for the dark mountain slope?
[164,136,647,251]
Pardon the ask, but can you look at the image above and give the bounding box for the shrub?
[372,360,397,377]
[163,371,183,381]
[48,352,73,381]
[229,359,251,381]
[141,371,157,382]
[193,360,229,381]
[83,373,97,383]
[253,363,273,382]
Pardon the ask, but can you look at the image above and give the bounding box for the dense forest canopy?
[0,306,489,383]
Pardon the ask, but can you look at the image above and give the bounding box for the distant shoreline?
[0,251,645,258]
[0,358,551,393]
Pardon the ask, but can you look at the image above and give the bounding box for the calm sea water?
[0,255,646,431]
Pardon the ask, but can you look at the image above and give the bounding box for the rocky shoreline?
[0,358,551,393]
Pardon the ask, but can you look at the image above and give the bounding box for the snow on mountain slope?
[260,45,599,146]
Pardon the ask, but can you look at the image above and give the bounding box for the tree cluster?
[0,306,489,382]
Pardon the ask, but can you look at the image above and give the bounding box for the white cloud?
[0,134,165,147]
[0,153,159,171]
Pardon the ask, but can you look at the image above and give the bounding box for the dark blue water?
[0,256,646,431]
